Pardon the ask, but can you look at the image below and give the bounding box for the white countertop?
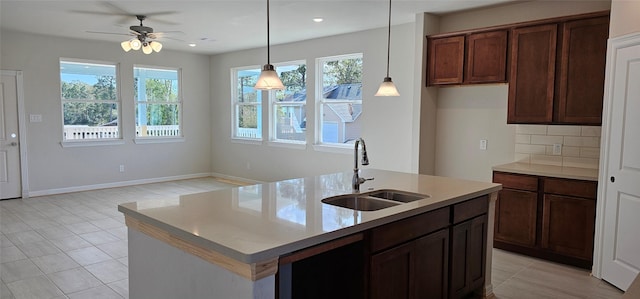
[118,169,501,263]
[492,162,599,181]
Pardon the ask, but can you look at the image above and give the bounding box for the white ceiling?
[0,0,521,55]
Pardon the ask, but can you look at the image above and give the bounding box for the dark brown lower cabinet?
[450,215,488,299]
[492,171,597,269]
[370,229,449,299]
[541,194,596,260]
[494,189,537,247]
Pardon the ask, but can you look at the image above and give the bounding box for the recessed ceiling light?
[313,17,323,23]
[189,43,197,47]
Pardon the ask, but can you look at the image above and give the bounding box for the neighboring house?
[322,83,363,144]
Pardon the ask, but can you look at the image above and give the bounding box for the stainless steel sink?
[322,190,429,211]
[367,189,429,203]
[321,194,400,211]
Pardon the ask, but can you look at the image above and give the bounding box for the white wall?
[209,24,418,182]
[431,0,612,182]
[609,0,640,38]
[0,30,212,195]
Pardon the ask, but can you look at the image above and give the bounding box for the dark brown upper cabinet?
[508,14,609,125]
[465,30,508,83]
[427,36,465,85]
[427,30,508,86]
[507,24,558,124]
[555,16,610,125]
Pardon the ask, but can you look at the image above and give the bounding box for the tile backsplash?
[514,125,601,169]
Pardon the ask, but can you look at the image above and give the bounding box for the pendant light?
[375,0,400,96]
[254,0,285,90]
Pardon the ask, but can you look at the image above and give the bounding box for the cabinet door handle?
[610,176,615,183]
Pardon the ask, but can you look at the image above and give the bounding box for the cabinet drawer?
[453,195,488,224]
[543,178,597,199]
[493,172,538,191]
[369,207,450,253]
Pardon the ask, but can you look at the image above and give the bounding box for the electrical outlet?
[553,143,562,155]
[119,165,125,172]
[479,139,488,150]
[29,114,42,122]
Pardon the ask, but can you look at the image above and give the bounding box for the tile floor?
[0,177,626,299]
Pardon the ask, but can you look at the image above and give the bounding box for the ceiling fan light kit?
[115,15,163,55]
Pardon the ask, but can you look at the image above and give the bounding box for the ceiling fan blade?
[145,16,180,26]
[161,36,188,43]
[86,30,134,37]
[100,1,133,16]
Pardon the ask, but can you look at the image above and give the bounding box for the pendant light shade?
[255,0,284,90]
[375,0,400,97]
[150,41,163,52]
[375,77,400,96]
[255,64,285,90]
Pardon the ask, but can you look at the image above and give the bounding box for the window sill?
[312,143,351,154]
[268,141,307,150]
[61,139,125,148]
[134,137,185,144]
[231,138,263,146]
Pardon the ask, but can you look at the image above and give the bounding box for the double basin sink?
[322,189,430,211]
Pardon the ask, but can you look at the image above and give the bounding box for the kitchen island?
[118,169,501,298]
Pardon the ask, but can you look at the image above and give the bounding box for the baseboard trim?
[28,173,213,198]
[209,172,264,185]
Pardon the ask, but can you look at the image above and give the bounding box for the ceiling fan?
[78,3,182,54]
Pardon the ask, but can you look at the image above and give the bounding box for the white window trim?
[231,66,263,142]
[314,53,363,149]
[60,58,122,145]
[269,60,307,147]
[133,65,183,140]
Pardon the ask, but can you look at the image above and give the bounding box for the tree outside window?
[60,60,120,141]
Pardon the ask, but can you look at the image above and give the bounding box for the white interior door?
[599,33,640,291]
[0,71,22,199]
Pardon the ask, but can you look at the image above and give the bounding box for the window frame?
[231,65,264,143]
[133,65,184,143]
[314,53,364,151]
[268,60,307,149]
[60,58,123,147]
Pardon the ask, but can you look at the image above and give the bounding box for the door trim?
[1,70,29,198]
[592,31,640,279]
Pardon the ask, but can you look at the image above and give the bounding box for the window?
[316,54,363,146]
[271,62,307,143]
[134,66,181,139]
[60,59,119,141]
[232,67,262,140]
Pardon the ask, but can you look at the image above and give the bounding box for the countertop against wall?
[493,162,599,181]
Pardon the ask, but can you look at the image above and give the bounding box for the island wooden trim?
[279,233,364,265]
[125,216,278,281]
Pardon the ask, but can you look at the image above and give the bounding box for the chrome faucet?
[353,138,374,191]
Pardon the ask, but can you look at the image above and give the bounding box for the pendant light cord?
[267,0,271,65]
[385,0,392,78]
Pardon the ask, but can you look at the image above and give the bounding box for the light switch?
[480,139,488,150]
[29,114,42,122]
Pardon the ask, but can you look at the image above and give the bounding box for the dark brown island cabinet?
[493,171,597,269]
[277,195,490,299]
